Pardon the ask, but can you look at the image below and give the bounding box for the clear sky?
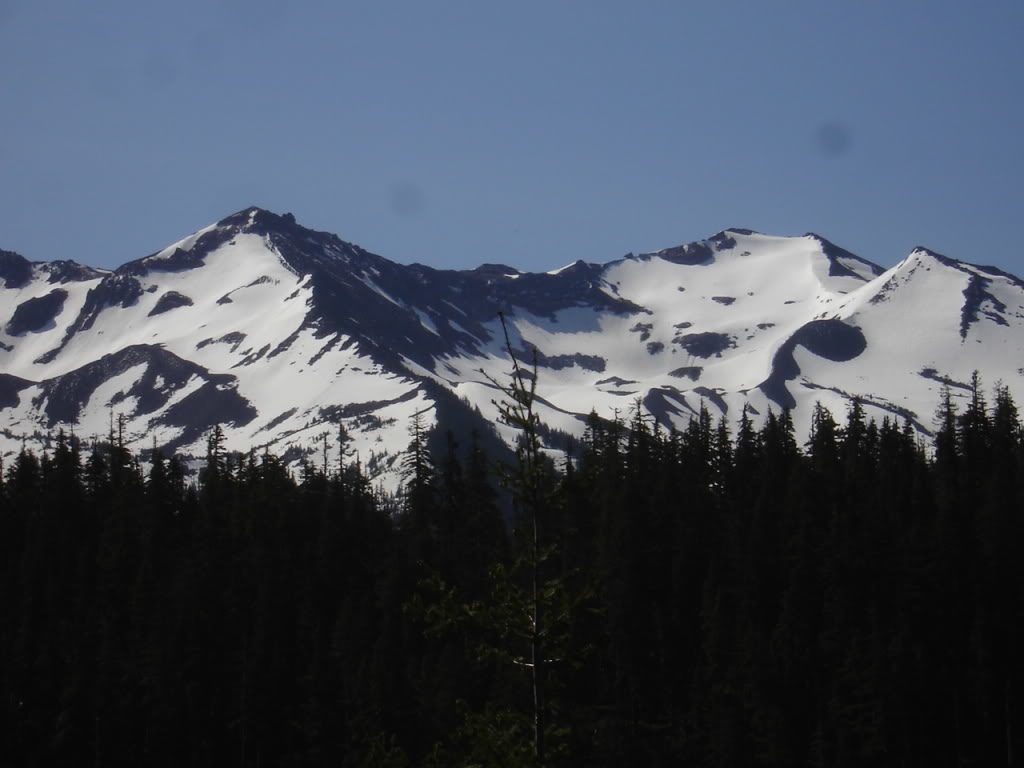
[1,0,1022,275]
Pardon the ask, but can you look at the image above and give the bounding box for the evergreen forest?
[2,371,1023,766]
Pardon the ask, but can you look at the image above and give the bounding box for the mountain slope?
[2,207,1022,487]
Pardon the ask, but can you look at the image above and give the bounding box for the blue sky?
[1,0,1022,274]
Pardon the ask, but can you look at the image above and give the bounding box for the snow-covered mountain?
[3,207,1022,487]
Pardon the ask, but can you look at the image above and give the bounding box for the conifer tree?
[485,313,554,765]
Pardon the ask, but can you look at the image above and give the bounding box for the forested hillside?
[2,374,1022,766]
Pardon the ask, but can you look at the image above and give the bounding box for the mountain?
[3,207,1023,488]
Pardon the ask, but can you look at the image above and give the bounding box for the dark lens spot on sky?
[815,121,852,157]
[389,182,425,218]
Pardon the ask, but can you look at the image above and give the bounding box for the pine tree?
[485,314,554,765]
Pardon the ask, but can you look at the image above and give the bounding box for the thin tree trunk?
[1007,677,1013,768]
[533,506,545,766]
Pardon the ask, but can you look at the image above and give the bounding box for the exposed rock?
[148,290,194,316]
[6,289,68,335]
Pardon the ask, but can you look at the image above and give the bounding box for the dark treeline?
[2,374,1023,766]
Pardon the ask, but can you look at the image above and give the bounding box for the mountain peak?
[805,232,885,279]
[907,246,963,270]
[217,207,299,233]
[0,249,32,289]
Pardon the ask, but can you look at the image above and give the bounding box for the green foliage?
[423,702,537,768]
